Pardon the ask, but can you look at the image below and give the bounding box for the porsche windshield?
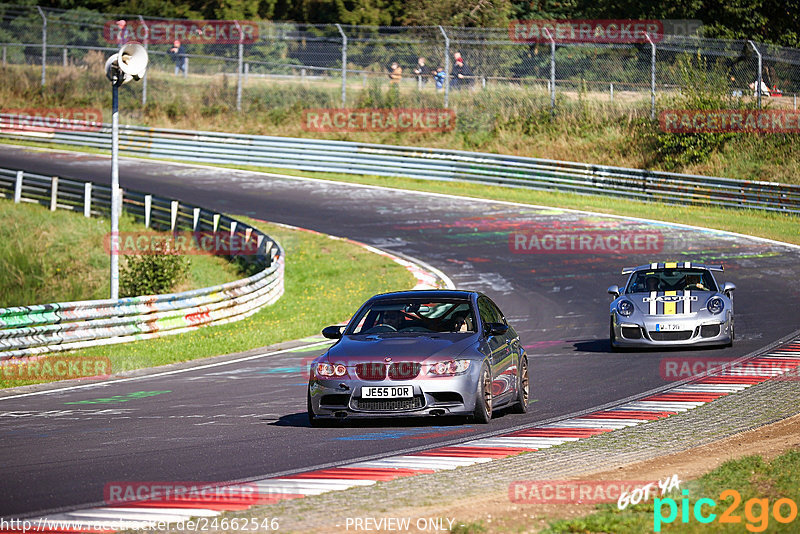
[625,269,717,294]
[347,299,476,335]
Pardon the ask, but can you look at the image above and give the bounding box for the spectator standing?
[114,19,128,46]
[452,52,474,89]
[434,67,446,91]
[388,62,402,83]
[168,40,187,76]
[413,57,429,84]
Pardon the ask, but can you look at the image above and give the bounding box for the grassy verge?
[2,62,798,183]
[0,199,241,307]
[0,217,415,389]
[544,450,800,533]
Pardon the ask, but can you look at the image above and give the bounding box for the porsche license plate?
[362,386,413,399]
[655,323,681,331]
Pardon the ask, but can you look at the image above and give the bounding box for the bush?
[649,54,743,170]
[120,243,190,297]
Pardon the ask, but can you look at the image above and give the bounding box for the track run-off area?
[1,144,799,519]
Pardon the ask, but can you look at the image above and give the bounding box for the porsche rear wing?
[621,262,724,275]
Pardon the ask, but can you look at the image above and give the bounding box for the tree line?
[30,0,800,47]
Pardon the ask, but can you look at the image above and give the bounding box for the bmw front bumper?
[308,367,481,419]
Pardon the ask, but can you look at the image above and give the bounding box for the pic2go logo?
[654,489,798,532]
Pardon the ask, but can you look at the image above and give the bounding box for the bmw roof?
[621,261,723,275]
[367,289,478,300]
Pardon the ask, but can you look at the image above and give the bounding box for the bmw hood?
[624,290,716,316]
[323,334,477,363]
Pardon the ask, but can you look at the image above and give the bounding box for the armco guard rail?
[1,116,799,214]
[0,167,284,360]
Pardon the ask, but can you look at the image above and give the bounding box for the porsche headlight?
[707,296,724,315]
[617,300,634,317]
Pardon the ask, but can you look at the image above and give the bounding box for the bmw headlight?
[617,300,634,317]
[315,362,348,377]
[428,359,471,376]
[707,296,724,314]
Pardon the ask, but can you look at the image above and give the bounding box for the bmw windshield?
[347,299,476,335]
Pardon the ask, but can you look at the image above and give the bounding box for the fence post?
[144,194,152,228]
[794,94,797,110]
[543,28,555,115]
[62,48,67,67]
[213,213,220,232]
[171,200,179,231]
[244,62,249,84]
[36,6,46,87]
[2,46,6,66]
[645,33,656,120]
[193,207,200,231]
[610,82,614,102]
[50,176,58,211]
[14,170,23,203]
[138,15,148,107]
[336,24,347,108]
[235,20,243,112]
[748,40,762,110]
[84,182,91,217]
[184,56,188,77]
[439,26,450,108]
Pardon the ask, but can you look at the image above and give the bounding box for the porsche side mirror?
[722,282,736,298]
[607,285,620,298]
[322,325,344,339]
[485,322,509,336]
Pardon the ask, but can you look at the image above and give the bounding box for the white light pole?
[105,42,148,299]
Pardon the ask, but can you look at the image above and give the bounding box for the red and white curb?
[6,340,799,532]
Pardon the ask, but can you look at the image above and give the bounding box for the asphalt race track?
[2,145,799,518]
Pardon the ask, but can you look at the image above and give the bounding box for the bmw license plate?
[362,386,413,399]
[655,323,681,331]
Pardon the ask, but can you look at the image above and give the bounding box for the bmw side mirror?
[485,322,509,336]
[722,282,736,298]
[607,285,620,298]
[322,325,344,339]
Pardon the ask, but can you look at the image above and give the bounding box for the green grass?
[0,199,240,307]
[2,62,798,184]
[542,449,800,533]
[0,216,415,389]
